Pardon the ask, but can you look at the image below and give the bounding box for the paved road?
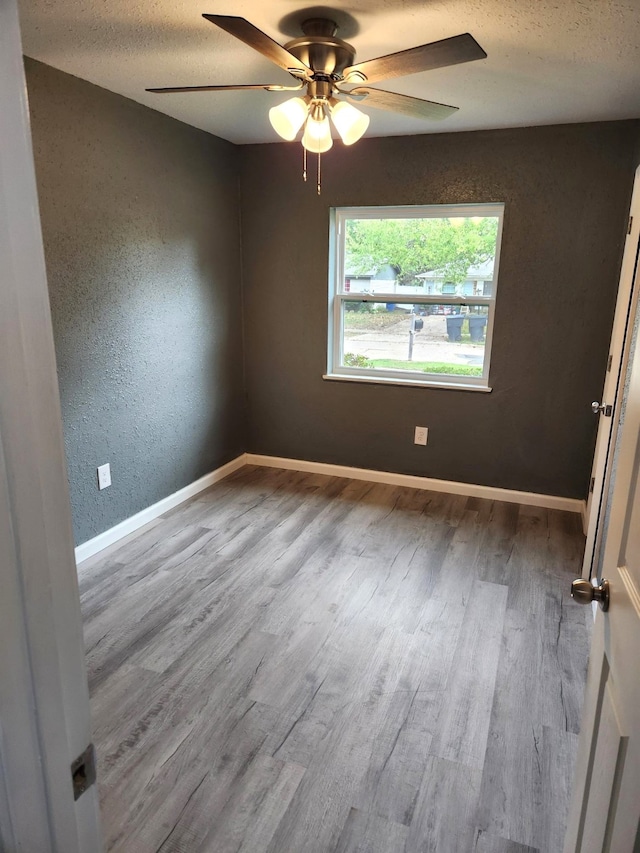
[344,315,485,365]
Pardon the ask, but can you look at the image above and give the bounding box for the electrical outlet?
[97,463,111,490]
[414,426,428,446]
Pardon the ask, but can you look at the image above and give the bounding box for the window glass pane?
[342,214,500,300]
[333,206,503,386]
[341,303,489,378]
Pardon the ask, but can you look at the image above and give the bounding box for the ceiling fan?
[147,14,487,191]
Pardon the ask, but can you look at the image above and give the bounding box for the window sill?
[323,373,492,392]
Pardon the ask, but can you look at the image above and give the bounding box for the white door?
[0,0,102,849]
[564,285,640,850]
[582,170,640,579]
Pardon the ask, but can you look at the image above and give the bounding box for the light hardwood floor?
[79,465,591,853]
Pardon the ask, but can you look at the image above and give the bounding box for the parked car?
[434,305,461,315]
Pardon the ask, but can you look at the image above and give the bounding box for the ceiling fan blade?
[146,83,302,93]
[346,87,458,121]
[343,33,486,84]
[203,15,312,78]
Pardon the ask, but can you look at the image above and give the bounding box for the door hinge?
[71,743,96,801]
[589,476,595,493]
[607,353,613,372]
[628,216,634,235]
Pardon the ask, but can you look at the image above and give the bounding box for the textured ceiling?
[18,0,640,145]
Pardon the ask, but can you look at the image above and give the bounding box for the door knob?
[571,577,610,611]
[592,401,613,416]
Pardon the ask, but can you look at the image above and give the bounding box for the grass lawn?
[343,312,406,330]
[370,359,483,376]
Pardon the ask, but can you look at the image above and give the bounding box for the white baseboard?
[76,451,586,564]
[245,453,586,516]
[74,454,247,564]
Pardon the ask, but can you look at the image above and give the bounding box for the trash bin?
[386,303,395,312]
[414,317,424,331]
[468,315,487,342]
[446,315,465,342]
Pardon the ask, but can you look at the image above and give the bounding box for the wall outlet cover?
[414,426,428,446]
[97,463,111,490]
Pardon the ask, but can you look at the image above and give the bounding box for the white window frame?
[325,203,505,391]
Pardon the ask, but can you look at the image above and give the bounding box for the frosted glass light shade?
[330,101,370,145]
[302,114,333,153]
[268,97,308,141]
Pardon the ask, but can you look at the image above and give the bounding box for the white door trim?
[0,1,102,849]
[582,169,640,578]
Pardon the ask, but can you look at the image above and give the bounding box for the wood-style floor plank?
[189,755,306,853]
[473,831,539,852]
[79,467,591,852]
[406,755,483,852]
[335,808,409,852]
[476,607,547,848]
[429,579,508,768]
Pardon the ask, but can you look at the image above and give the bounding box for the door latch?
[71,743,96,801]
[591,401,613,417]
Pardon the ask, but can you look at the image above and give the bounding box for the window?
[326,204,504,390]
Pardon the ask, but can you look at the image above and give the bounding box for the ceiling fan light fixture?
[330,100,370,145]
[150,15,487,191]
[268,96,308,141]
[302,105,333,153]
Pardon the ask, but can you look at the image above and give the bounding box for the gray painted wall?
[240,122,639,499]
[26,59,245,545]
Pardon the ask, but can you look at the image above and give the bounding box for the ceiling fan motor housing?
[285,18,356,80]
[148,14,485,130]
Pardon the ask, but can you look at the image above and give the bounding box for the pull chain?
[301,147,322,194]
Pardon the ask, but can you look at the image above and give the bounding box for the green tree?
[345,216,499,285]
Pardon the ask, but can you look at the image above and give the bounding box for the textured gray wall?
[240,122,639,499]
[26,59,245,545]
